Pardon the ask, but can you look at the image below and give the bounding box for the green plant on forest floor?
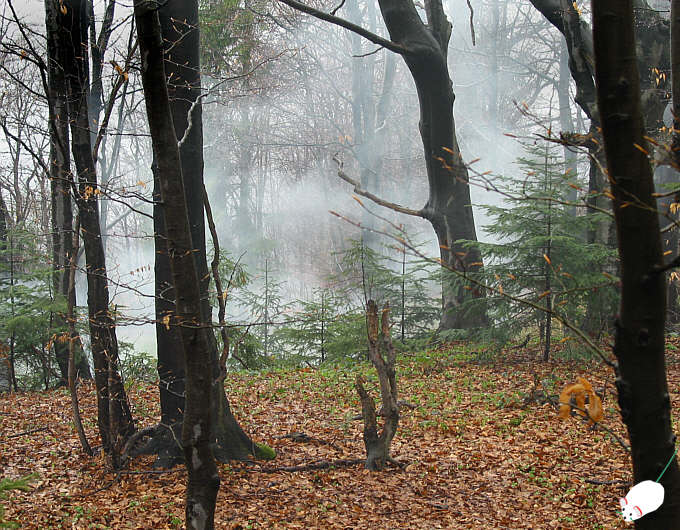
[0,474,36,529]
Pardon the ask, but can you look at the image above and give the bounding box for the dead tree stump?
[355,300,399,470]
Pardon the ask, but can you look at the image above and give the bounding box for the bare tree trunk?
[668,0,680,328]
[45,0,90,384]
[54,0,134,463]
[87,0,115,144]
[0,194,10,393]
[67,215,92,456]
[134,3,220,526]
[138,0,262,468]
[592,1,680,527]
[557,45,577,213]
[377,0,486,329]
[543,162,552,362]
[279,0,487,330]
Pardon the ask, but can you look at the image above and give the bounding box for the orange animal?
[559,376,603,425]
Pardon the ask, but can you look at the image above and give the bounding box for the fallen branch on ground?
[241,458,365,473]
[2,427,50,441]
[273,432,342,452]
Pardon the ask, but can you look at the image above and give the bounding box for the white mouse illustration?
[619,480,665,522]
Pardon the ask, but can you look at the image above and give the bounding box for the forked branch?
[355,300,399,470]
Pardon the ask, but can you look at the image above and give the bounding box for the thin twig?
[466,0,476,45]
[584,478,631,485]
[273,432,343,452]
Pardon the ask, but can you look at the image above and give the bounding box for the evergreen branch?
[329,210,616,368]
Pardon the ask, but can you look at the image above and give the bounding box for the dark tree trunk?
[668,0,680,328]
[592,2,680,528]
[87,0,116,253]
[0,194,10,393]
[45,0,91,385]
[656,165,680,328]
[377,0,486,330]
[54,0,134,462]
[279,0,486,330]
[67,215,92,456]
[142,0,261,468]
[134,3,220,526]
[531,0,677,332]
[87,0,115,143]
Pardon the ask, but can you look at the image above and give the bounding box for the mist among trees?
[1,0,680,528]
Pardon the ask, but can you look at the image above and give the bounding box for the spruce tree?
[462,142,617,358]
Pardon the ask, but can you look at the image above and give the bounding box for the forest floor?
[3,339,680,529]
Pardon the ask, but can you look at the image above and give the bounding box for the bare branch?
[333,156,424,218]
[92,24,138,163]
[276,0,409,55]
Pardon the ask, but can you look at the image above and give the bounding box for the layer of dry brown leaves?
[3,340,680,529]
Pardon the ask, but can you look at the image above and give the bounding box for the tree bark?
[668,0,680,327]
[377,0,486,329]
[54,0,134,462]
[134,3,220,526]
[557,45,577,213]
[0,193,9,393]
[45,0,91,384]
[355,300,398,470]
[592,1,680,527]
[67,215,92,456]
[140,0,261,468]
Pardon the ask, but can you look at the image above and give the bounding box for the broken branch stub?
[355,300,400,470]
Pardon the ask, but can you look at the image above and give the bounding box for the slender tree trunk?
[55,0,134,461]
[134,3,220,526]
[87,0,115,143]
[543,161,552,362]
[348,0,379,250]
[67,215,92,456]
[0,194,10,393]
[489,0,500,129]
[8,231,18,392]
[45,0,91,384]
[656,165,680,327]
[236,106,252,254]
[558,45,577,214]
[592,1,680,527]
